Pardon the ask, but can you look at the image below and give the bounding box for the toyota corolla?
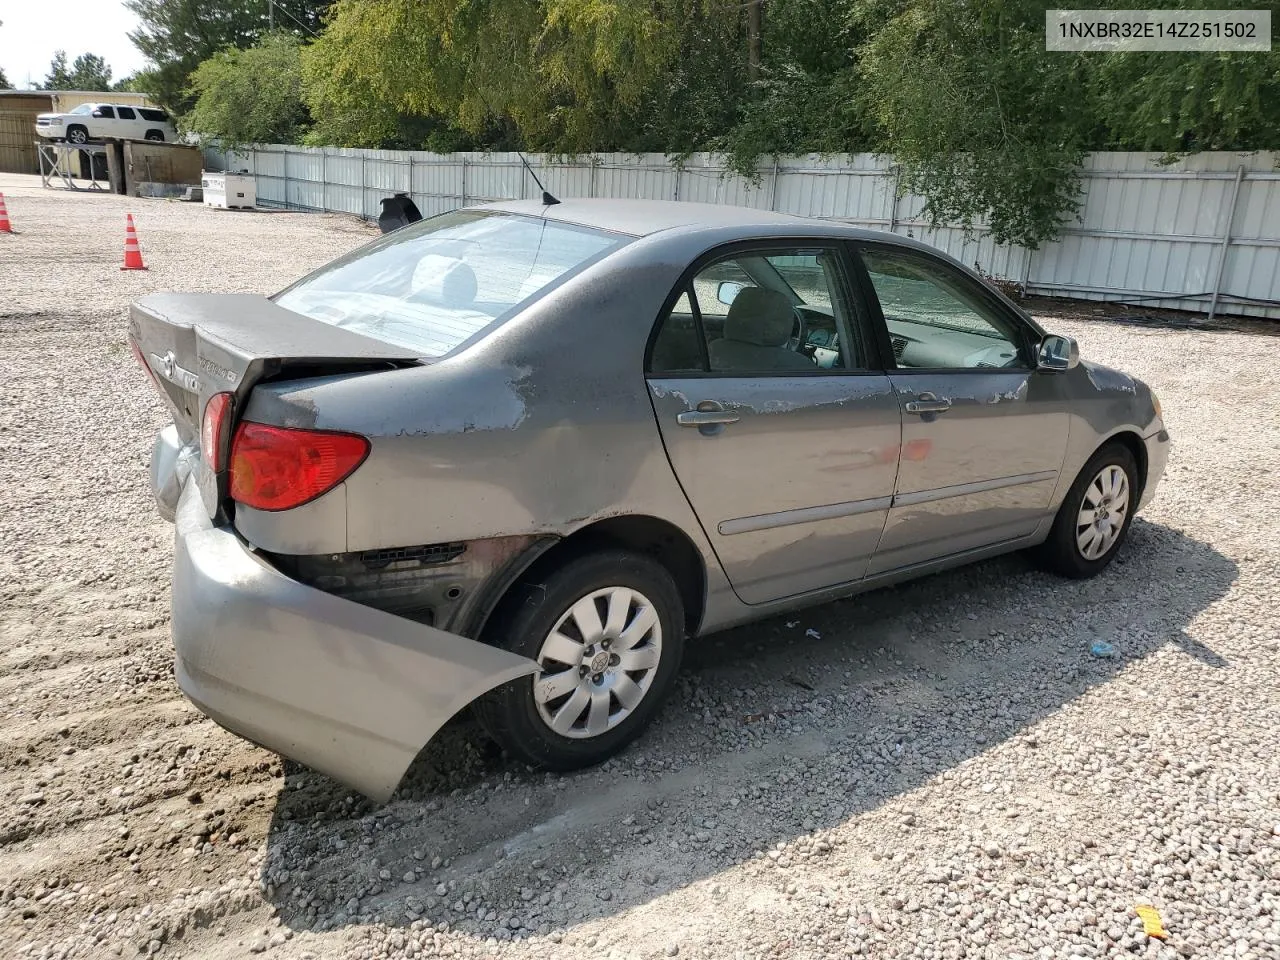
[129,199,1169,802]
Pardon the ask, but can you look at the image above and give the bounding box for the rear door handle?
[904,392,952,415]
[677,410,741,426]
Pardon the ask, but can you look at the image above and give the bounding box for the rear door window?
[275,211,628,357]
[117,107,136,120]
[649,247,866,374]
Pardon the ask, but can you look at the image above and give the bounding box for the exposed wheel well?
[1103,431,1148,499]
[510,516,706,637]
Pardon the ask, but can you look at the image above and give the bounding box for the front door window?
[860,248,1028,370]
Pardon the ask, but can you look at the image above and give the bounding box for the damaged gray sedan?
[130,199,1169,802]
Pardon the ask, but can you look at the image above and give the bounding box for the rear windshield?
[275,210,626,356]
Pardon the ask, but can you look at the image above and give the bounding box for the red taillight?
[201,392,234,471]
[229,422,370,512]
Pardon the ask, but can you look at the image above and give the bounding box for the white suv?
[35,103,177,145]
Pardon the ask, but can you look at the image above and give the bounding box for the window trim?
[849,241,1041,375]
[644,238,886,379]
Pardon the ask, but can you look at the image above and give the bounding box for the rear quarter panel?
[238,235,745,627]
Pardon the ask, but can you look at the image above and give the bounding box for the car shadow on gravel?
[259,517,1235,940]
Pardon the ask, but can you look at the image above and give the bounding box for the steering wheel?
[788,306,810,355]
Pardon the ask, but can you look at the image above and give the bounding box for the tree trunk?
[747,0,762,83]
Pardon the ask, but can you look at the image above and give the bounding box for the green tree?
[42,50,74,89]
[185,33,308,147]
[856,0,1093,248]
[724,0,876,177]
[114,72,143,93]
[1088,0,1280,152]
[126,0,331,113]
[0,66,8,90]
[302,0,750,153]
[40,50,115,91]
[70,53,113,90]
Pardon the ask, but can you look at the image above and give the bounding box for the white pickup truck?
[35,103,176,145]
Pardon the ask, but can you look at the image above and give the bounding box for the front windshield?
[69,104,93,115]
[275,210,626,356]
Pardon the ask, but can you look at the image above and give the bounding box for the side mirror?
[91,109,105,118]
[717,281,744,306]
[1037,334,1079,371]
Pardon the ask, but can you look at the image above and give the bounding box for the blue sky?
[0,1,147,89]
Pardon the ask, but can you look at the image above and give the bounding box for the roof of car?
[480,198,881,239]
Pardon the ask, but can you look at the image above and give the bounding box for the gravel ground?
[1,171,1278,960]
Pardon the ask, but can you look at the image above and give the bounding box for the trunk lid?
[129,293,421,518]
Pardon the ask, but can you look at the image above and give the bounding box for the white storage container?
[201,171,256,210]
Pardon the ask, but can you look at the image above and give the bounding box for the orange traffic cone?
[121,213,146,270]
[0,193,12,234]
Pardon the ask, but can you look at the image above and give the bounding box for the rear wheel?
[144,130,165,142]
[1035,442,1138,578]
[476,550,684,769]
[66,125,88,145]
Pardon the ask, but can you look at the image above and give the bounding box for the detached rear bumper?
[171,482,537,802]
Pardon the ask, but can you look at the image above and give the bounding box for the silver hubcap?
[1076,464,1130,560]
[532,586,663,739]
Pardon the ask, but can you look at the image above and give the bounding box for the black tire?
[476,550,685,770]
[144,130,165,142]
[66,126,88,145]
[1035,442,1139,579]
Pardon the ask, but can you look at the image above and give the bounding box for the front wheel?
[476,550,685,770]
[66,125,88,145]
[1034,442,1139,578]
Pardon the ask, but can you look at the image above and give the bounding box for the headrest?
[724,287,794,347]
[410,254,478,307]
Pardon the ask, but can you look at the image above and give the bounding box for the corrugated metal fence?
[205,146,1280,319]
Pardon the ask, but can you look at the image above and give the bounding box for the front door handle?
[677,409,741,427]
[904,392,952,415]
